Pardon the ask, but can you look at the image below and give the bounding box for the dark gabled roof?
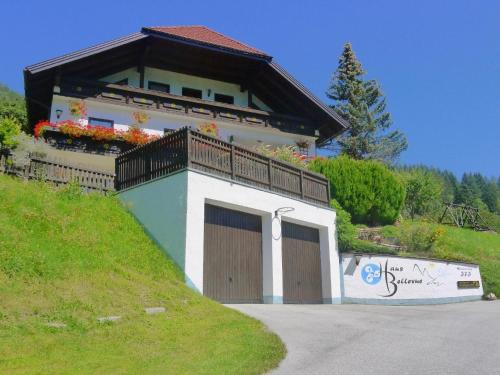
[25,32,148,74]
[23,26,349,143]
[268,61,349,138]
[143,26,270,59]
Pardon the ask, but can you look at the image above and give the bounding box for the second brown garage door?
[282,221,322,304]
[203,204,263,303]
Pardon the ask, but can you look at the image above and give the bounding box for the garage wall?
[118,169,340,303]
[117,172,192,286]
[341,253,483,305]
[185,170,340,304]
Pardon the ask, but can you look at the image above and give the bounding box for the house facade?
[24,26,349,304]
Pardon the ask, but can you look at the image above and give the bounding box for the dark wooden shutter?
[203,204,263,303]
[282,221,322,303]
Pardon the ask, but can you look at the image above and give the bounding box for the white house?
[24,26,349,304]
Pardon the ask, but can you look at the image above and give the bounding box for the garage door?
[282,221,322,304]
[203,204,263,303]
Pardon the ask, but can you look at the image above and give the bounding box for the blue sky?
[1,0,498,177]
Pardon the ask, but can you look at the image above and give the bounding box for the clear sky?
[1,0,498,177]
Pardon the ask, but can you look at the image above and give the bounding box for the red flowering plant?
[68,100,87,118]
[132,111,150,126]
[85,125,118,142]
[34,120,158,145]
[34,120,57,138]
[122,127,159,145]
[58,120,87,138]
[254,144,308,168]
[197,122,220,138]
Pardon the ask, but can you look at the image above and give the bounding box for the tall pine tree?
[456,173,483,208]
[326,43,407,163]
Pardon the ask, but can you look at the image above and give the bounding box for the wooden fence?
[0,153,115,193]
[116,128,330,206]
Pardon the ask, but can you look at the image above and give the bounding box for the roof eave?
[267,61,350,142]
[24,32,148,75]
[316,126,348,148]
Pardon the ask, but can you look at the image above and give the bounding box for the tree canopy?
[326,43,407,163]
[0,84,27,133]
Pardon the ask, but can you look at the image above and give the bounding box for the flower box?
[43,129,135,156]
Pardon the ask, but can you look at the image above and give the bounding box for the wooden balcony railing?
[58,79,315,137]
[115,128,330,207]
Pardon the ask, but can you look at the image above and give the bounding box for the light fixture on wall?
[274,207,295,218]
[55,109,63,119]
[272,207,296,241]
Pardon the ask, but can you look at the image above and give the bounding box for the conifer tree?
[326,43,407,163]
[456,173,483,208]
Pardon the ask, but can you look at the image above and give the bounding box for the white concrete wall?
[50,94,317,154]
[184,170,340,304]
[101,67,140,87]
[100,67,274,111]
[118,169,340,303]
[341,253,484,304]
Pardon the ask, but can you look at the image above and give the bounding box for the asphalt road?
[230,301,500,375]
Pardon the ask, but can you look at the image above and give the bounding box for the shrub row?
[309,156,405,225]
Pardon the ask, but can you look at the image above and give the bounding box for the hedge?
[309,156,405,225]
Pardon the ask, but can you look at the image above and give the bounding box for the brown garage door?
[203,204,263,303]
[282,221,322,304]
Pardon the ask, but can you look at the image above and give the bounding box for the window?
[148,81,170,93]
[88,117,114,128]
[214,93,234,105]
[115,78,128,85]
[182,87,202,99]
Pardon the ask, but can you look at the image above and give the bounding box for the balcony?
[58,79,316,137]
[115,128,330,207]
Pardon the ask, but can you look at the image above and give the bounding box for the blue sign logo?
[361,263,381,285]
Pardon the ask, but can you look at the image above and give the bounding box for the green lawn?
[0,175,285,374]
[380,222,500,296]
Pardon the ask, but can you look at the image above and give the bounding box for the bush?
[397,168,444,220]
[398,222,444,252]
[9,132,50,168]
[309,155,405,225]
[0,116,21,148]
[480,209,500,233]
[330,199,395,254]
[0,84,27,132]
[330,199,356,250]
[254,144,307,168]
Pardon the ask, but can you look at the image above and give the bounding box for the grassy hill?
[0,175,285,374]
[379,222,500,296]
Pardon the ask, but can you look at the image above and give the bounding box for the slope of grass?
[379,222,500,296]
[0,175,285,374]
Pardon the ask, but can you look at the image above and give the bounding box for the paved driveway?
[230,301,500,375]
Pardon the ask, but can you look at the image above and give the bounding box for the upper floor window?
[148,81,170,93]
[115,78,128,85]
[182,87,202,99]
[88,117,114,128]
[214,93,234,105]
